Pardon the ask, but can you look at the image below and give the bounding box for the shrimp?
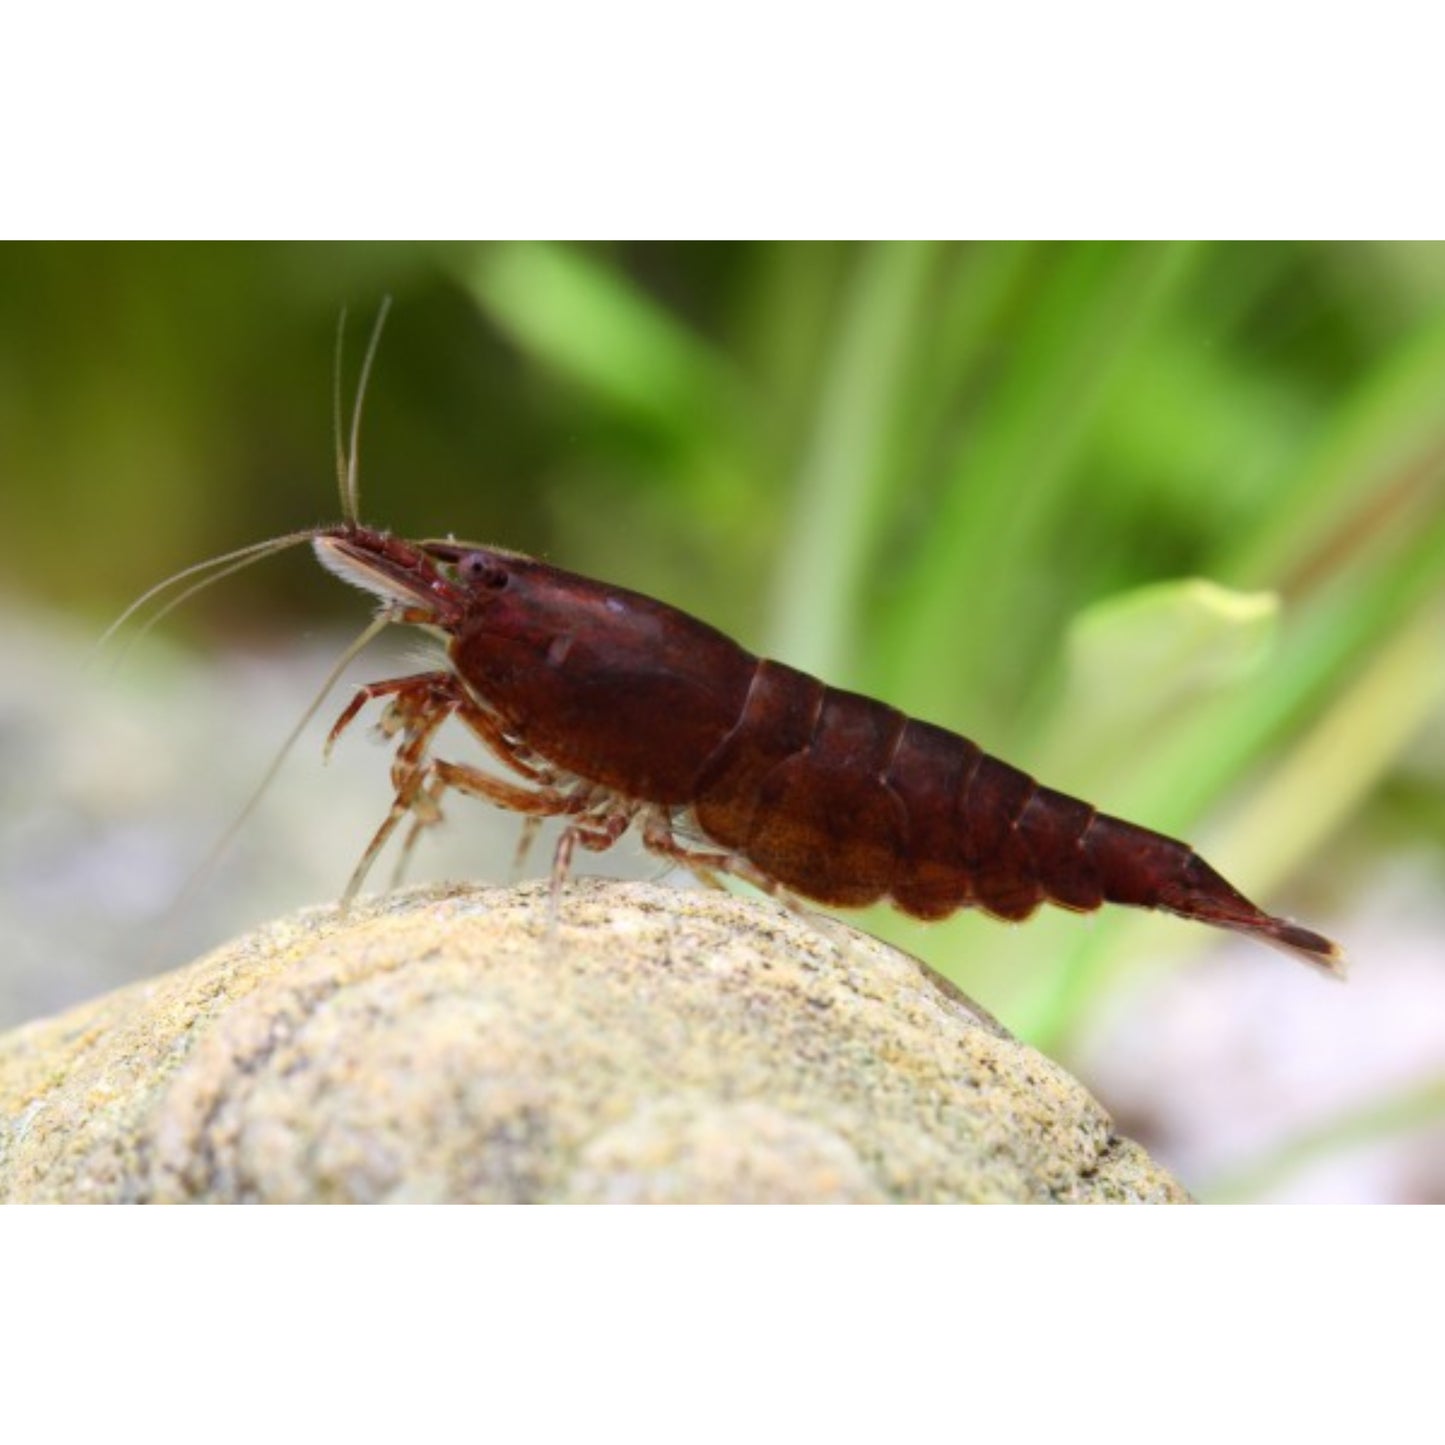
[312,526,1344,976]
[114,303,1344,976]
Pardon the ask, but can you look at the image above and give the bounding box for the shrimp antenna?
[158,611,393,925]
[342,295,392,525]
[93,529,322,662]
[333,305,350,518]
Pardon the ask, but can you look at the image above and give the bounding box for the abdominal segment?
[695,683,1108,923]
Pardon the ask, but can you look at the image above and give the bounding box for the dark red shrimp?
[312,524,1345,976]
[111,305,1340,977]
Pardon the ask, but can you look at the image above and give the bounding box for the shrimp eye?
[460,552,509,590]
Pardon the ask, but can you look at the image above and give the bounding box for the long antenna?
[343,295,393,525]
[333,306,350,516]
[159,612,393,921]
[93,529,321,660]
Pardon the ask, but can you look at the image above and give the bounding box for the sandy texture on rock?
[0,880,1189,1203]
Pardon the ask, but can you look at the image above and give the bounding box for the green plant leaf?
[1045,578,1279,783]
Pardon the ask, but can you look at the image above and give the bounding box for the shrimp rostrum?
[311,523,1344,976]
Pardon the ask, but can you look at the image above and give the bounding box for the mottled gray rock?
[0,879,1190,1204]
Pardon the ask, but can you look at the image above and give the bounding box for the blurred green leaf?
[872,241,1204,730]
[1224,306,1445,590]
[766,240,941,680]
[1046,579,1279,783]
[461,241,741,448]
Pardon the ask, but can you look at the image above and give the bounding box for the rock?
[0,879,1190,1204]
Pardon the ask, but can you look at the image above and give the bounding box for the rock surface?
[0,879,1189,1204]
